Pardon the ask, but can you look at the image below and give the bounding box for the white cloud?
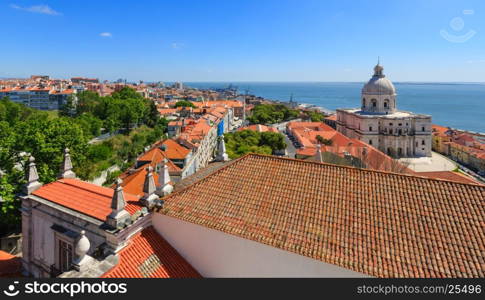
[10,4,62,16]
[99,32,113,38]
[171,42,185,49]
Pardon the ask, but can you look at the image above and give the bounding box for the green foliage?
[0,169,24,231]
[316,135,332,146]
[224,130,287,159]
[247,104,299,125]
[104,170,123,187]
[68,87,155,134]
[307,111,325,122]
[174,100,196,108]
[75,113,103,138]
[0,94,168,228]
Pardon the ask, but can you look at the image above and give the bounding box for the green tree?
[224,130,287,158]
[316,135,332,146]
[174,100,196,108]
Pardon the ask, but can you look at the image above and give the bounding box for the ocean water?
[185,82,485,133]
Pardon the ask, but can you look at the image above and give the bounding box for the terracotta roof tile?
[417,171,482,185]
[160,139,191,160]
[101,226,201,278]
[33,178,142,221]
[0,251,22,278]
[160,154,485,278]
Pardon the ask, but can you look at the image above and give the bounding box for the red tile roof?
[160,139,191,160]
[417,171,482,185]
[33,178,142,221]
[101,226,201,278]
[0,251,22,278]
[238,124,278,133]
[160,154,485,278]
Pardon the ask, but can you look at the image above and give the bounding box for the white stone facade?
[337,64,432,158]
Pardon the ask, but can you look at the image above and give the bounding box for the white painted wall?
[152,214,368,278]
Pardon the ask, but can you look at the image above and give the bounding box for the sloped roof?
[101,226,201,278]
[33,178,142,221]
[159,154,485,278]
[0,251,22,278]
[417,171,482,185]
[160,139,191,160]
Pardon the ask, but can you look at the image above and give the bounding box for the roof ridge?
[242,153,485,187]
[60,179,140,199]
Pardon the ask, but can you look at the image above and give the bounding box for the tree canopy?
[247,104,299,125]
[174,100,196,108]
[224,130,287,159]
[0,89,167,231]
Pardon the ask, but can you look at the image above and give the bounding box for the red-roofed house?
[21,149,199,278]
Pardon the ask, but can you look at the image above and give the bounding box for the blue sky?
[2,0,485,82]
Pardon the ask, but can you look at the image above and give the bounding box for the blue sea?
[184,82,485,133]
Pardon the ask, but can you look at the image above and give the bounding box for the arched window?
[422,126,425,132]
[369,139,373,145]
[422,140,425,145]
[384,99,389,108]
[371,99,377,107]
[398,129,402,135]
[362,98,366,107]
[369,126,373,131]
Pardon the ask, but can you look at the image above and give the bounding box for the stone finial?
[75,231,90,261]
[215,135,229,162]
[141,166,159,208]
[316,144,323,163]
[106,178,131,229]
[156,159,173,197]
[73,230,92,272]
[23,156,42,195]
[58,148,76,179]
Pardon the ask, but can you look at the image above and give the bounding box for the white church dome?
[362,64,396,95]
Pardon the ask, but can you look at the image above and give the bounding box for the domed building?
[336,63,432,158]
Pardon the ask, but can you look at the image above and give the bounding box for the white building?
[336,63,432,158]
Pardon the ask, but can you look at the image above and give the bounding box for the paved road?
[283,134,297,158]
[271,120,301,158]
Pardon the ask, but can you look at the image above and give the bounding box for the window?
[389,123,393,126]
[398,129,402,135]
[422,126,425,132]
[422,140,425,145]
[369,126,373,131]
[369,139,373,145]
[371,99,377,107]
[398,123,402,126]
[384,100,388,108]
[389,129,393,134]
[362,98,366,107]
[58,239,73,272]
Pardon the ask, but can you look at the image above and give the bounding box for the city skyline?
[2,0,485,82]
